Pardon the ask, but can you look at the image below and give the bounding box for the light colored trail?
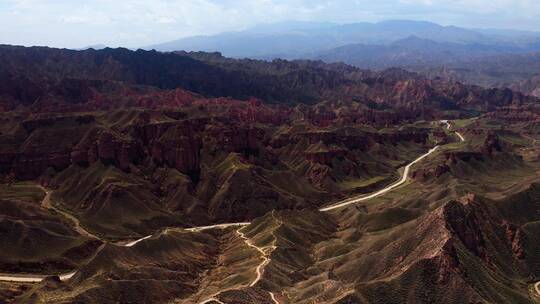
[199,298,226,304]
[0,271,76,283]
[0,187,159,283]
[117,223,251,247]
[319,146,440,211]
[0,194,247,282]
[0,187,101,283]
[441,120,452,130]
[441,120,465,142]
[123,222,251,247]
[37,186,100,240]
[39,185,160,248]
[320,120,464,212]
[0,243,107,283]
[235,212,280,303]
[39,186,183,249]
[535,281,540,297]
[270,292,280,304]
[185,222,250,232]
[236,226,277,287]
[197,219,280,304]
[123,235,153,247]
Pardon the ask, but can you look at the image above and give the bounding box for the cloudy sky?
[1,0,539,48]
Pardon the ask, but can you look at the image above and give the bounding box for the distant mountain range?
[143,20,540,96]
[414,52,540,97]
[145,20,540,60]
[314,35,538,69]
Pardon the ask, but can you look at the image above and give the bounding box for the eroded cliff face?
[2,77,536,237]
[442,199,490,264]
[0,95,439,237]
[484,105,540,123]
[2,45,537,116]
[510,75,540,98]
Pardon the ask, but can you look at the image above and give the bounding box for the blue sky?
[1,0,539,48]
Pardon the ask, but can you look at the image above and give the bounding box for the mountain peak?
[143,19,507,58]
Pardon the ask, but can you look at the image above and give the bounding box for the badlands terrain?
[0,45,538,303]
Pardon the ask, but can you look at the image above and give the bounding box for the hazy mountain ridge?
[413,52,540,94]
[314,35,536,69]
[143,20,540,96]
[145,20,540,60]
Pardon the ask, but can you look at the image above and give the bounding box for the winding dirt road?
[121,223,252,250]
[319,145,440,211]
[38,186,101,240]
[1,120,464,304]
[199,298,225,304]
[123,235,153,247]
[197,216,280,304]
[441,120,465,142]
[185,222,250,232]
[320,120,468,212]
[0,188,102,283]
[0,271,76,283]
[236,226,277,287]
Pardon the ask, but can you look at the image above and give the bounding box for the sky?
[1,0,540,49]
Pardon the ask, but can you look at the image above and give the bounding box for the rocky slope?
[17,182,540,303]
[0,97,438,238]
[0,45,535,113]
[0,46,539,303]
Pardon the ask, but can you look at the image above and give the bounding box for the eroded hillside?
[0,46,539,304]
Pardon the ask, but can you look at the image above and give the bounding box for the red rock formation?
[484,105,540,123]
[501,220,525,259]
[304,141,348,166]
[71,129,143,171]
[12,152,71,180]
[138,120,203,180]
[207,125,267,156]
[438,238,461,283]
[442,200,488,262]
[227,98,292,125]
[444,151,484,164]
[305,163,333,188]
[482,132,502,156]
